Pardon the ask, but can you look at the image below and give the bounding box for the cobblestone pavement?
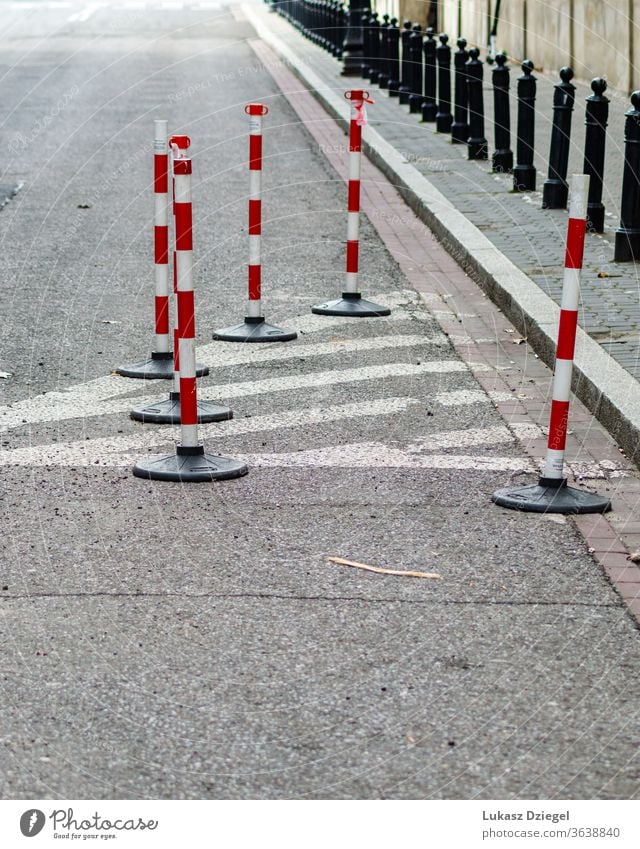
[263,7,640,380]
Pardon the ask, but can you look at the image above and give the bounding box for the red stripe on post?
[154,295,169,335]
[154,154,168,194]
[547,400,570,451]
[248,199,262,235]
[248,264,261,300]
[346,240,359,273]
[349,121,361,153]
[556,310,578,360]
[154,226,168,264]
[177,290,195,338]
[180,376,198,425]
[174,203,192,251]
[348,180,360,213]
[173,328,180,370]
[564,217,587,268]
[249,134,262,170]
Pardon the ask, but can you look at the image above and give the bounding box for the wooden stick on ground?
[328,557,441,580]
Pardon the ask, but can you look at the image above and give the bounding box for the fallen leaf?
[100,320,120,324]
[626,551,640,563]
[328,556,441,579]
[77,203,91,209]
[0,371,11,379]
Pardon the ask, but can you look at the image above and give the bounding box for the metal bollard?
[399,20,412,103]
[450,36,469,143]
[377,14,390,89]
[388,18,401,96]
[360,8,371,77]
[408,24,423,113]
[435,33,452,133]
[421,27,437,122]
[583,78,609,233]
[542,67,575,209]
[614,91,640,261]
[387,18,401,96]
[491,52,513,172]
[366,12,380,82]
[466,47,487,159]
[513,60,537,191]
[341,2,367,76]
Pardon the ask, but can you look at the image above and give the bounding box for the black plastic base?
[513,165,536,192]
[468,138,488,160]
[130,392,232,424]
[614,229,640,262]
[542,179,568,209]
[492,478,611,514]
[116,352,209,380]
[311,292,391,317]
[133,444,248,482]
[492,150,514,173]
[212,317,297,343]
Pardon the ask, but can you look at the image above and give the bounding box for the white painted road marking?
[0,398,420,467]
[0,335,453,432]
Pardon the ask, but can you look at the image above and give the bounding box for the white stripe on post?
[542,173,590,482]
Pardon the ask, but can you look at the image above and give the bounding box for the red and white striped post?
[213,102,297,343]
[116,120,175,379]
[312,89,391,317]
[492,173,610,514]
[130,134,230,425]
[133,152,248,483]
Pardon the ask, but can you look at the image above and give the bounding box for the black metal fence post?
[388,18,401,96]
[365,11,380,82]
[513,60,536,191]
[399,20,412,103]
[466,47,488,159]
[583,78,609,233]
[450,36,469,143]
[542,67,575,209]
[408,24,423,113]
[341,1,366,76]
[377,14,390,88]
[491,52,513,172]
[435,33,452,132]
[614,92,640,261]
[421,27,438,122]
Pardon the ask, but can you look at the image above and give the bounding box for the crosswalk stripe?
[0,398,419,467]
[0,335,452,432]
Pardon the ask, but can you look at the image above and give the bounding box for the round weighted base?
[212,316,297,343]
[130,392,232,424]
[311,292,391,317]
[492,150,514,173]
[116,352,209,380]
[492,478,611,515]
[436,113,453,133]
[133,444,248,482]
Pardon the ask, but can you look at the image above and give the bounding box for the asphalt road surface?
[0,0,639,799]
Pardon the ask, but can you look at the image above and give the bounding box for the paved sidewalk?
[250,4,640,459]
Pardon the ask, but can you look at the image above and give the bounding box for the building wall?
[393,0,640,93]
